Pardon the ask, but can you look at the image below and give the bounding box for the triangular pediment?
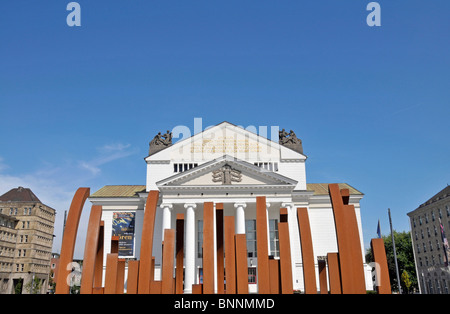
[145,121,306,163]
[156,155,297,188]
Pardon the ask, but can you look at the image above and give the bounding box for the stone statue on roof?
[149,130,173,155]
[279,128,303,154]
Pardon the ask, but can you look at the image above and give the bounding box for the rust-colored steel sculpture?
[127,260,139,294]
[111,235,119,254]
[59,185,372,295]
[116,259,125,294]
[104,253,119,294]
[235,233,249,294]
[192,284,203,294]
[268,257,281,294]
[224,216,236,294]
[80,205,102,294]
[278,213,293,294]
[370,238,391,294]
[203,202,215,294]
[256,196,270,294]
[55,187,90,294]
[318,259,328,294]
[328,184,366,294]
[216,203,225,294]
[327,252,342,294]
[94,221,104,289]
[138,190,159,294]
[161,229,175,294]
[297,207,317,294]
[175,213,184,294]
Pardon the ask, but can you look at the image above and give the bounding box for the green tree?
[401,270,412,294]
[366,230,418,293]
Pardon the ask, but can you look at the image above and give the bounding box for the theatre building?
[89,121,372,293]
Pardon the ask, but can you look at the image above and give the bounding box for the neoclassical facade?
[90,122,372,293]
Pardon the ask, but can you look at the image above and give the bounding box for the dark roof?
[418,185,450,208]
[0,187,41,202]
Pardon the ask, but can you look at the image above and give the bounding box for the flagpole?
[388,208,402,294]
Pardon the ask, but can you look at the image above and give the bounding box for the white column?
[184,203,197,294]
[234,203,247,234]
[161,203,173,241]
[282,202,300,288]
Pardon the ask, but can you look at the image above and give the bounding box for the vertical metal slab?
[268,257,281,294]
[235,234,249,294]
[203,202,215,294]
[256,196,270,294]
[318,259,328,294]
[104,253,119,294]
[216,203,225,294]
[224,216,236,294]
[127,260,140,294]
[55,187,90,294]
[161,229,175,294]
[278,220,293,294]
[327,253,342,294]
[175,214,185,294]
[370,238,392,294]
[296,207,317,294]
[138,190,159,294]
[80,205,102,294]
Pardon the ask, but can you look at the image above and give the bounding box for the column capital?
[184,203,197,209]
[266,203,271,209]
[161,203,173,209]
[281,202,294,208]
[234,202,247,209]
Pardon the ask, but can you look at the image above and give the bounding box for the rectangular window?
[248,267,257,284]
[246,220,257,258]
[269,219,280,257]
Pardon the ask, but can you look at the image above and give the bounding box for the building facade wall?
[408,191,450,294]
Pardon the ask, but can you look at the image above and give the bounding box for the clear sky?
[1,1,449,258]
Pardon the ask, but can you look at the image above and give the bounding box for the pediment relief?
[157,156,297,187]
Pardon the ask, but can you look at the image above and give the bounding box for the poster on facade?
[112,212,135,256]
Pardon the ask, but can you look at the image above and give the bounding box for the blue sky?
[0,1,449,258]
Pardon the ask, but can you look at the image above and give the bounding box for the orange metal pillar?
[175,214,185,294]
[80,205,102,294]
[116,259,125,294]
[111,235,119,254]
[216,203,225,294]
[328,184,365,294]
[203,202,215,294]
[104,253,119,294]
[138,190,159,294]
[268,257,281,294]
[318,259,328,294]
[370,238,391,294]
[161,229,175,294]
[127,260,140,294]
[296,207,317,294]
[94,221,104,289]
[192,284,203,294]
[278,211,293,294]
[224,216,236,294]
[55,187,90,294]
[235,234,249,294]
[327,252,341,294]
[256,196,270,293]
